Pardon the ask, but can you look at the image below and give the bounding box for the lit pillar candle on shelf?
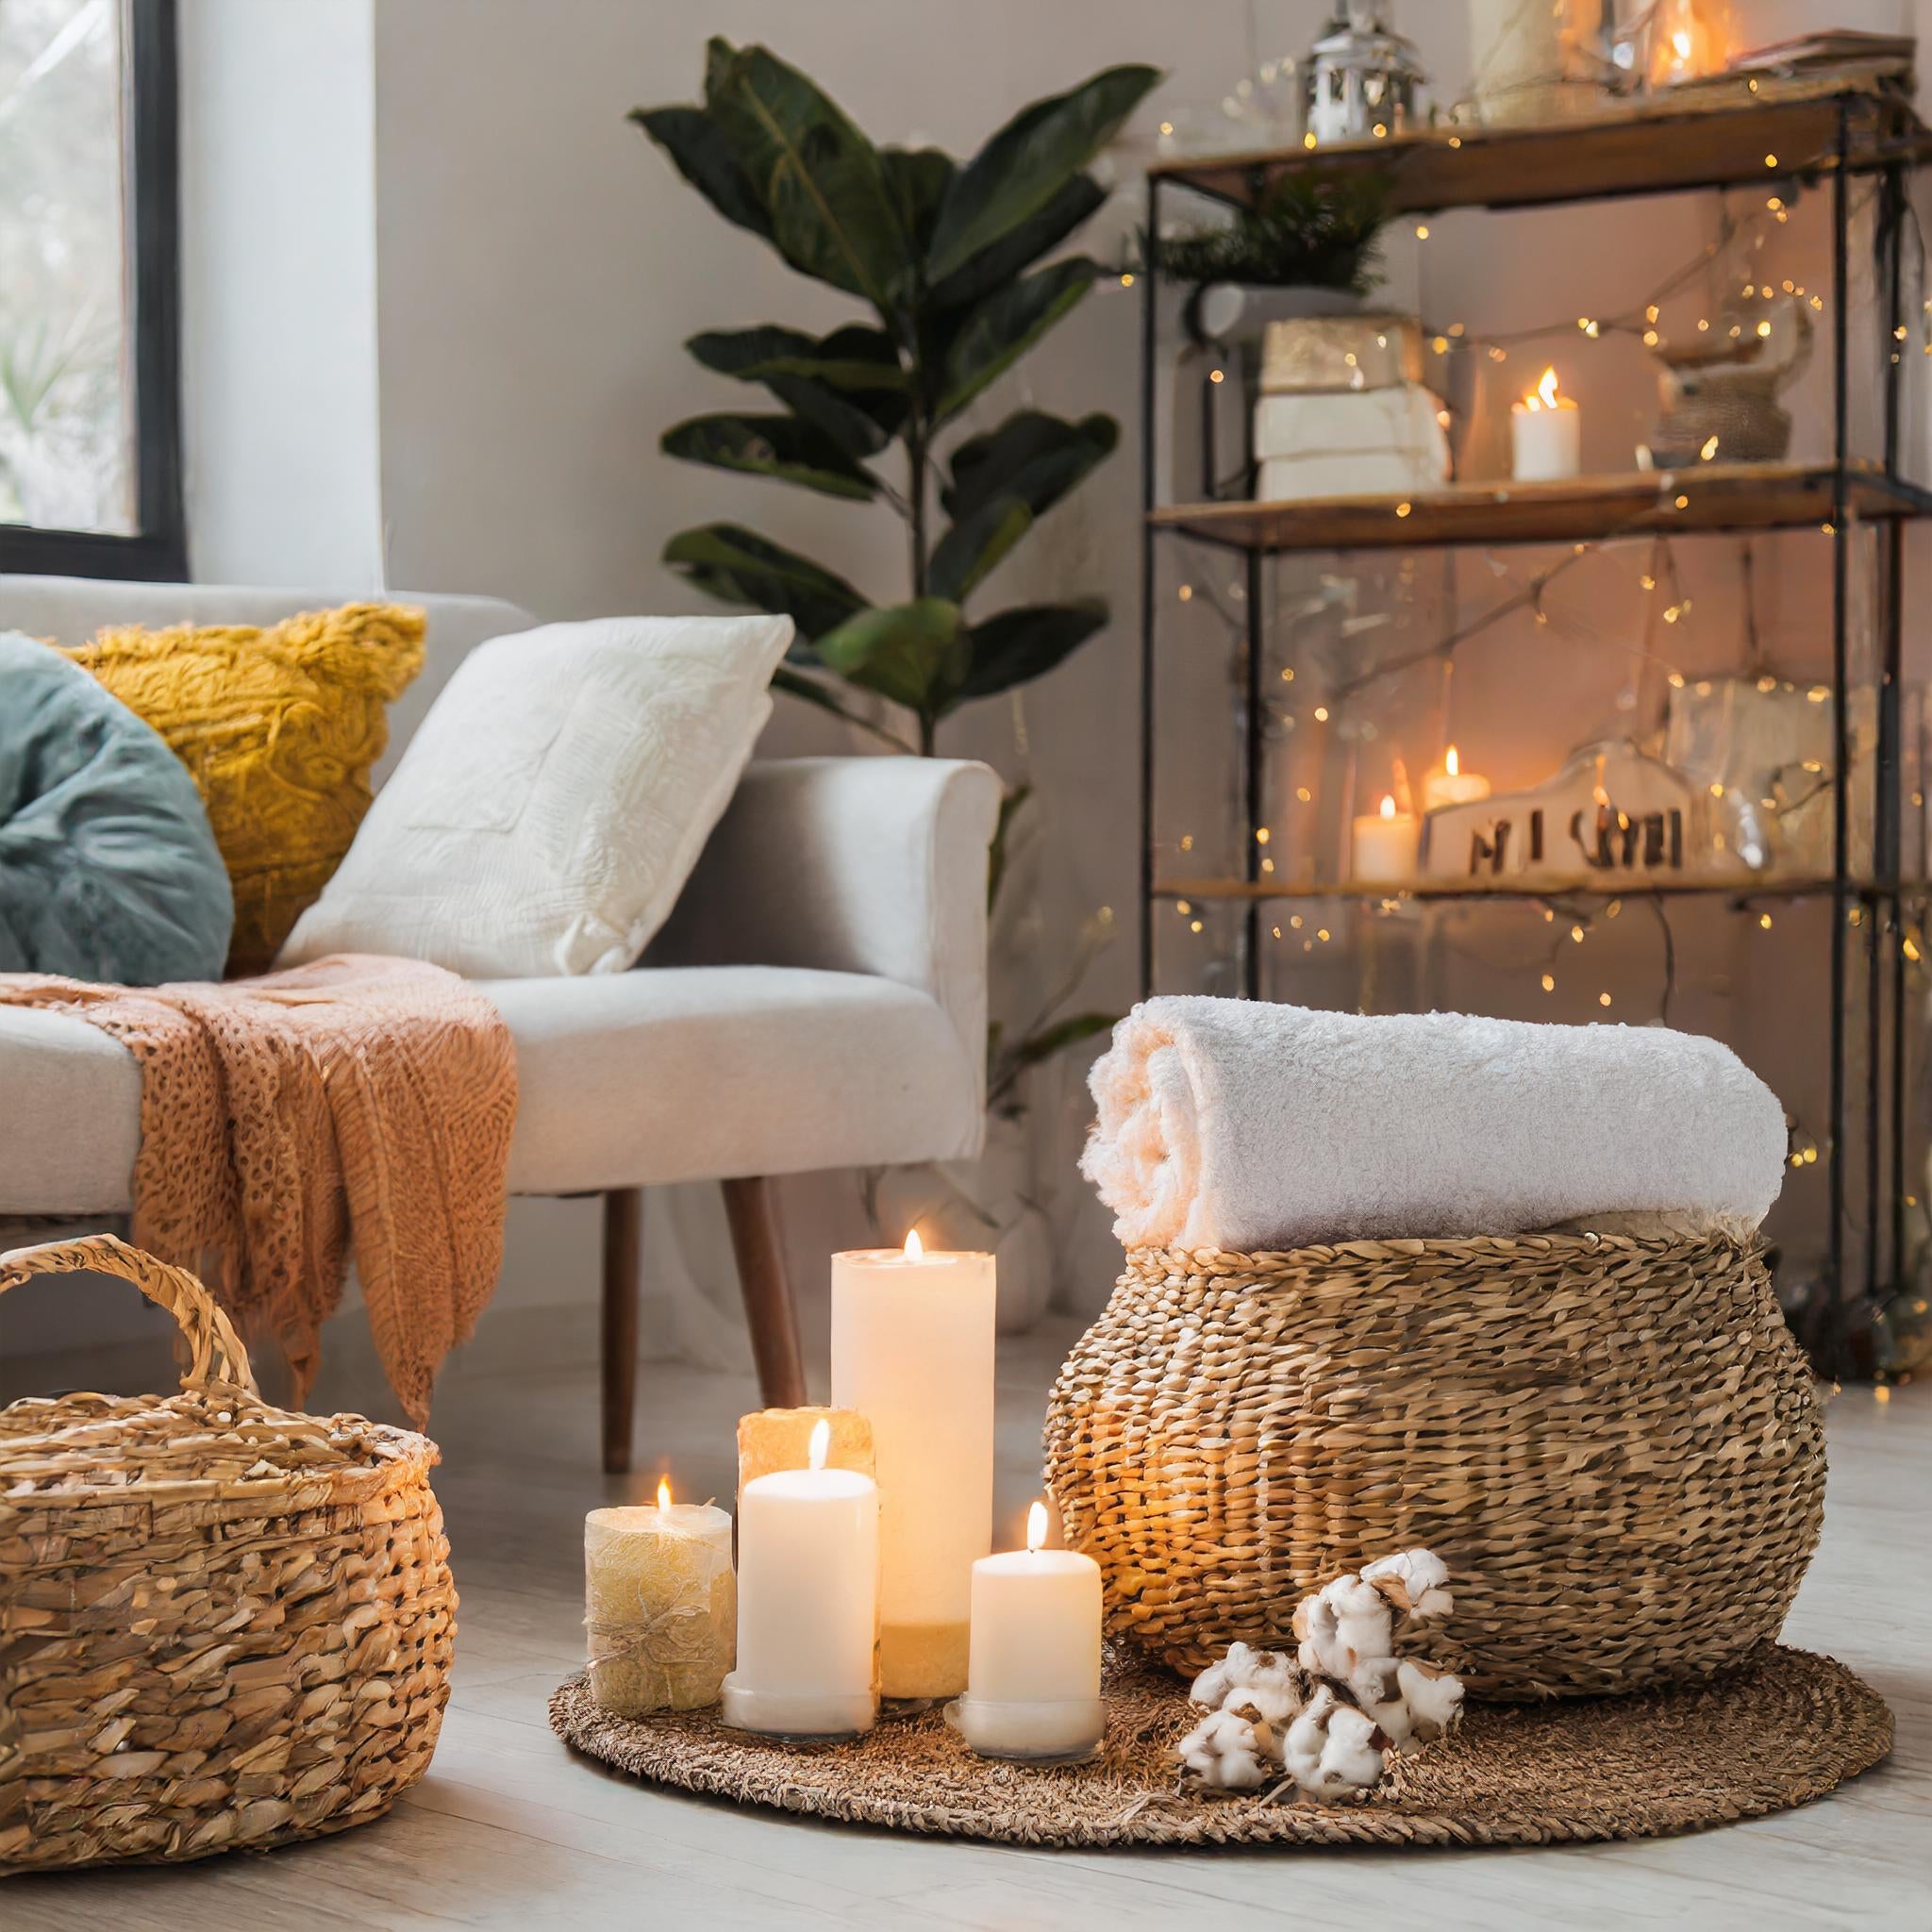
[736,1406,874,1493]
[947,1500,1105,1763]
[1420,745,1492,814]
[584,1480,735,1715]
[721,1419,879,1739]
[831,1229,996,1698]
[1351,793,1421,883]
[1511,366,1581,481]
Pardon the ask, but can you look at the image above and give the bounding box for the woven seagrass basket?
[1042,1231,1824,1700]
[0,1236,457,1871]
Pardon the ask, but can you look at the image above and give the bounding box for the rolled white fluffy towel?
[1080,997,1787,1252]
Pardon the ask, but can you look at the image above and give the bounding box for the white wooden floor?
[6,1319,1927,1930]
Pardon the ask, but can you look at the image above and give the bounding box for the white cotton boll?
[1283,1686,1389,1799]
[1292,1574,1394,1679]
[1191,1641,1310,1729]
[1177,1705,1273,1789]
[1345,1657,1413,1750]
[1190,1641,1259,1710]
[1360,1548,1454,1619]
[1395,1658,1464,1744]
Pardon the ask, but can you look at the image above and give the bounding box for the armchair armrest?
[650,756,1003,1110]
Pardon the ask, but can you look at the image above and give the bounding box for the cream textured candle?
[721,1420,880,1739]
[584,1486,735,1714]
[831,1232,996,1697]
[948,1501,1104,1761]
[737,1406,874,1492]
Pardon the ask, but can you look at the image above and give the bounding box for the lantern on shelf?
[1303,3,1427,144]
[1646,0,1733,89]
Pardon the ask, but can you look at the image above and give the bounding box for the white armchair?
[0,577,1002,1470]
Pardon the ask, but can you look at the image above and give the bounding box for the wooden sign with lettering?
[1422,740,1707,884]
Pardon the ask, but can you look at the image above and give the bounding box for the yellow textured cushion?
[61,605,425,975]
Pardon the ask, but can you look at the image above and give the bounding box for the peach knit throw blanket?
[0,955,516,1424]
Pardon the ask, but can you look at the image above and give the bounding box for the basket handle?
[0,1234,258,1394]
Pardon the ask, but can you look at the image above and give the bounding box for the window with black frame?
[0,0,181,579]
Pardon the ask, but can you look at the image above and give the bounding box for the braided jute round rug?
[549,1642,1892,1850]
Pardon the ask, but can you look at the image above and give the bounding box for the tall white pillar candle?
[831,1232,996,1697]
[720,1419,879,1738]
[948,1501,1105,1761]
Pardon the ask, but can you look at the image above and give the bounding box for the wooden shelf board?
[1149,75,1930,215]
[1150,463,1926,555]
[1152,874,1923,905]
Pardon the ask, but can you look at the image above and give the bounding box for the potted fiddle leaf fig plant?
[634,39,1158,756]
[636,42,1156,1325]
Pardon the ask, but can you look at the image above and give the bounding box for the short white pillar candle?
[584,1483,735,1714]
[1351,792,1421,882]
[1418,744,1492,814]
[831,1231,996,1698]
[1511,366,1582,481]
[947,1502,1105,1762]
[721,1419,880,1739]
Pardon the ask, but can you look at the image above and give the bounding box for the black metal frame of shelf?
[1137,90,1927,1373]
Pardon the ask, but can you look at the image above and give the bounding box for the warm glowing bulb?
[808,1417,831,1473]
[1445,744,1460,777]
[904,1226,924,1261]
[1026,1499,1050,1554]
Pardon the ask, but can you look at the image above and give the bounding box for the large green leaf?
[813,598,969,712]
[926,65,1159,284]
[630,106,773,242]
[881,146,957,258]
[661,413,879,500]
[929,173,1107,311]
[703,41,909,308]
[936,258,1099,421]
[942,409,1119,523]
[662,523,867,643]
[685,324,906,392]
[928,496,1033,604]
[959,599,1109,700]
[686,324,908,457]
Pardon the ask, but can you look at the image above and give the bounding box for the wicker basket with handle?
[1042,1231,1824,1700]
[0,1235,457,1870]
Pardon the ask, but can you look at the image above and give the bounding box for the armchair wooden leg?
[723,1175,806,1408]
[601,1188,642,1474]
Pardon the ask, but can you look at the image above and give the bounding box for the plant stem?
[918,711,937,757]
[908,418,928,598]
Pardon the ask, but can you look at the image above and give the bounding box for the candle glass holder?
[943,1694,1106,1765]
[719,1680,877,1742]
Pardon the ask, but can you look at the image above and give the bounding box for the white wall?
[178,0,384,586]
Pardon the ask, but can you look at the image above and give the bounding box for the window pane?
[0,0,133,536]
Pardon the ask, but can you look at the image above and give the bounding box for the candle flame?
[1445,744,1460,777]
[1672,28,1692,59]
[904,1225,924,1261]
[1378,793,1396,821]
[808,1416,831,1473]
[657,1476,673,1512]
[1027,1499,1050,1553]
[1531,366,1559,411]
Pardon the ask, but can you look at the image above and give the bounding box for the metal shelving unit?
[1137,77,1932,1369]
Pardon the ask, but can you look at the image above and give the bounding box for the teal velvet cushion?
[0,630,233,984]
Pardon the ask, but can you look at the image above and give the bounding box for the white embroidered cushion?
[278,613,792,975]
